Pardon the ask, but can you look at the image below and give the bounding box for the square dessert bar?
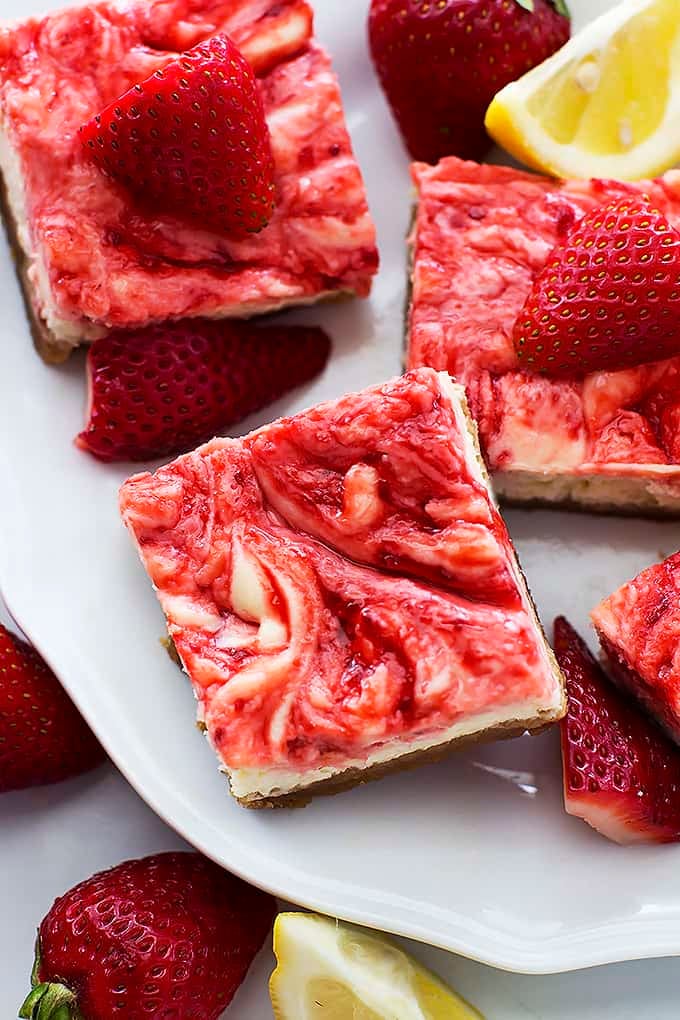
[408,157,680,516]
[120,367,564,807]
[0,0,378,362]
[592,552,680,744]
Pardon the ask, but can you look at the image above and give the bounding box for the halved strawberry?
[514,196,680,377]
[79,34,275,238]
[554,616,680,846]
[76,319,330,462]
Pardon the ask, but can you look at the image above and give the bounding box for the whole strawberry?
[19,852,276,1020]
[76,319,331,462]
[555,617,680,846]
[368,0,570,164]
[79,34,275,238]
[0,624,104,792]
[514,196,680,377]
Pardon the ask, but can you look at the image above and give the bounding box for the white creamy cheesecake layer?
[227,694,561,800]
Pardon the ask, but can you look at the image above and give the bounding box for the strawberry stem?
[19,939,83,1020]
[19,983,80,1020]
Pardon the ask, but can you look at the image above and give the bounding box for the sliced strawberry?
[76,319,330,462]
[79,34,275,238]
[0,625,104,792]
[554,616,680,846]
[514,196,680,377]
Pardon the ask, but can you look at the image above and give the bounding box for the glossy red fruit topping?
[76,319,331,462]
[368,0,570,164]
[19,851,276,1020]
[514,196,680,377]
[0,624,104,793]
[79,34,276,238]
[554,616,680,846]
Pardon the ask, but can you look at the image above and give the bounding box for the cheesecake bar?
[120,367,564,807]
[0,0,378,362]
[408,157,680,516]
[592,552,680,744]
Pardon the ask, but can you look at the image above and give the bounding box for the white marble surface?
[3,605,680,1018]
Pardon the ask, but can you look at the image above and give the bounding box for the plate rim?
[2,566,680,976]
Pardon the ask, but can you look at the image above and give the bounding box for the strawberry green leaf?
[513,0,534,10]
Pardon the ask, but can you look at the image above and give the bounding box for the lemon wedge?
[486,0,680,181]
[269,913,484,1020]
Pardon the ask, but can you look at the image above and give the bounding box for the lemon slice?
[486,0,680,181]
[269,913,483,1020]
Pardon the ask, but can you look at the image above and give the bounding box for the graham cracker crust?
[498,493,680,520]
[234,712,558,810]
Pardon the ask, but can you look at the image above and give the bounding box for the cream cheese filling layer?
[0,124,100,345]
[227,697,559,799]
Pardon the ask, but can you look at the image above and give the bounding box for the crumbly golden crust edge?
[234,711,560,809]
[498,490,680,520]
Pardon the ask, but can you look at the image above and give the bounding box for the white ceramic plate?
[4,661,680,1020]
[3,0,680,976]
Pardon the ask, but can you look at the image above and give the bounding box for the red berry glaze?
[368,0,570,164]
[76,319,331,462]
[20,852,276,1020]
[514,196,680,377]
[0,624,104,792]
[79,34,275,238]
[554,616,680,846]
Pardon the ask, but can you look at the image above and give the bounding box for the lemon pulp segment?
[486,0,680,180]
[269,913,484,1020]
